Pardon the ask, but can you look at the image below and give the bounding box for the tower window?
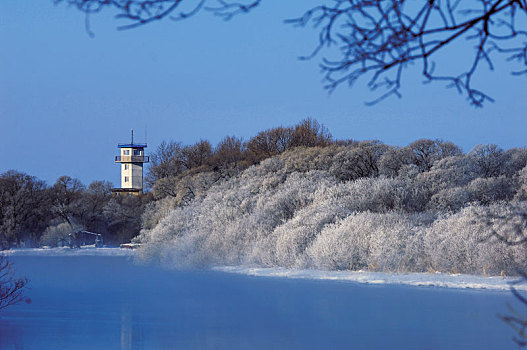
[124,176,129,182]
[124,164,129,170]
[123,150,130,155]
[133,149,141,156]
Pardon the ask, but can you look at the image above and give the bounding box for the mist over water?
[0,253,521,349]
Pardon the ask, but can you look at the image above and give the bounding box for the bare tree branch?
[288,0,527,106]
[54,0,261,29]
[54,1,527,106]
[0,255,29,312]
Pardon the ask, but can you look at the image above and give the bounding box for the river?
[0,251,521,349]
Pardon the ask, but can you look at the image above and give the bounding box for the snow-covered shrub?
[40,222,74,247]
[264,183,355,267]
[152,171,220,205]
[139,166,336,267]
[420,155,478,193]
[328,176,429,213]
[504,148,527,176]
[427,187,470,212]
[467,176,517,205]
[137,201,201,266]
[281,146,341,174]
[141,196,178,231]
[305,212,429,271]
[138,140,527,277]
[366,214,430,272]
[424,203,527,275]
[515,166,527,201]
[304,213,373,270]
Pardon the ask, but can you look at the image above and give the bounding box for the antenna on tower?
[131,128,134,145]
[145,125,148,145]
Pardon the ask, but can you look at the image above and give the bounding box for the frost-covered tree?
[467,176,517,205]
[40,222,75,247]
[408,139,462,173]
[152,171,220,204]
[305,212,430,272]
[504,148,527,176]
[378,146,413,178]
[515,166,527,201]
[330,141,388,181]
[469,144,506,178]
[421,155,479,192]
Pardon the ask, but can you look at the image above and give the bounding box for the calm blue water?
[0,254,522,349]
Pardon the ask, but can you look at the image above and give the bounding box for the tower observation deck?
[111,129,149,196]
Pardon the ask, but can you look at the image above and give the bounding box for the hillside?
[138,140,527,276]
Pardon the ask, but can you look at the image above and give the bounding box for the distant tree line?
[0,173,152,248]
[145,118,527,211]
[2,118,526,260]
[147,118,332,201]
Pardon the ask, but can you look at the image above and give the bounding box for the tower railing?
[115,155,150,163]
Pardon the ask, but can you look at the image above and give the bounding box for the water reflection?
[0,317,21,349]
[0,304,146,350]
[120,304,144,350]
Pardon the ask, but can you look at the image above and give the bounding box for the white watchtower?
[111,129,149,196]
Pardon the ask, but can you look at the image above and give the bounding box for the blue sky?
[1,1,526,187]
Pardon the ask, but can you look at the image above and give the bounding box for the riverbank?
[4,247,524,291]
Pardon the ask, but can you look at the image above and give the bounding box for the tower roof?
[118,143,147,148]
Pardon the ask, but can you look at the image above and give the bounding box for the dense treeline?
[0,173,151,247]
[146,118,331,201]
[138,119,527,276]
[2,118,527,276]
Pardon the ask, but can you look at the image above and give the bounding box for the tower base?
[110,188,142,197]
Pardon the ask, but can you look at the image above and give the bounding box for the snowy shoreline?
[1,247,135,257]
[214,266,527,292]
[2,248,525,292]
